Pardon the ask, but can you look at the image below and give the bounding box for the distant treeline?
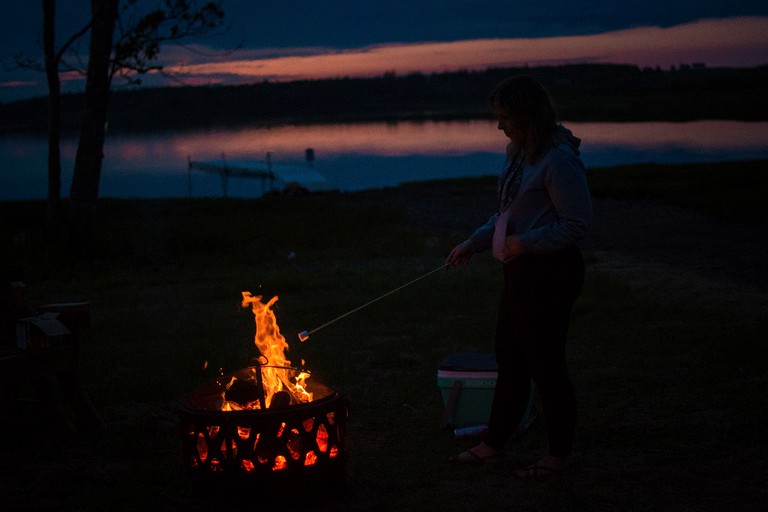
[2,63,768,133]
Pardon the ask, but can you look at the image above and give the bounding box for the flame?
[215,293,314,411]
[197,433,208,462]
[316,424,328,453]
[287,429,302,460]
[273,455,288,471]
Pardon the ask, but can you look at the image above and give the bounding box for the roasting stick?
[298,263,449,342]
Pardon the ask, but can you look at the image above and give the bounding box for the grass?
[1,161,767,511]
[587,159,768,226]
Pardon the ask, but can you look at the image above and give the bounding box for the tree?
[17,1,225,246]
[42,0,64,238]
[69,0,225,246]
[39,0,92,238]
[68,0,119,247]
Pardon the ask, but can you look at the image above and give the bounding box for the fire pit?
[178,293,348,492]
[178,367,348,484]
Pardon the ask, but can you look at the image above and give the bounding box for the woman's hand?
[446,239,475,267]
[494,234,523,263]
[493,211,523,262]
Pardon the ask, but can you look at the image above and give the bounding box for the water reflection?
[2,120,767,200]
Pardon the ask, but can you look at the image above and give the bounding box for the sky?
[1,0,767,103]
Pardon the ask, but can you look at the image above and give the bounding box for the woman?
[446,75,592,477]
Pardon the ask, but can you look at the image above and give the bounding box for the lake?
[2,119,768,201]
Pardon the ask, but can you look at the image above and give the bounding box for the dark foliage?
[2,63,767,133]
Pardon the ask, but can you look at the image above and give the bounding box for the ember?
[178,293,348,490]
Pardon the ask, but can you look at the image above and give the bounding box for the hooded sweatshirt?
[469,125,592,254]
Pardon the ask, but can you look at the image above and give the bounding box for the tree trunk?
[43,0,62,240]
[68,0,118,247]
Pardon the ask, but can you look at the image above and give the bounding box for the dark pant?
[484,246,584,457]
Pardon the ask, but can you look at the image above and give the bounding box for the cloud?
[0,80,38,88]
[163,17,768,85]
[2,16,766,102]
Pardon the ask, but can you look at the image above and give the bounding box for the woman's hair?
[488,75,558,163]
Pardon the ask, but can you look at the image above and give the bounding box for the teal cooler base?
[437,352,535,431]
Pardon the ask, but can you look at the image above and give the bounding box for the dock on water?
[186,150,336,197]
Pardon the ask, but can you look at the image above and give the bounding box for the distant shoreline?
[2,63,767,134]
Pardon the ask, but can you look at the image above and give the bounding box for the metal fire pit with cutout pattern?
[178,364,348,494]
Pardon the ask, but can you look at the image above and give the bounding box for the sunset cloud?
[1,16,766,102]
[165,17,768,85]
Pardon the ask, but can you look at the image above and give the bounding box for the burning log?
[269,390,292,410]
[223,377,264,409]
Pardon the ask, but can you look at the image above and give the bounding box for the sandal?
[514,455,578,478]
[449,443,503,465]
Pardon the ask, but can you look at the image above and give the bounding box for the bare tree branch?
[55,19,95,63]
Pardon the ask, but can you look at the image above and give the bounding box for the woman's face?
[492,102,525,147]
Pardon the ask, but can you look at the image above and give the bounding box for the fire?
[180,292,346,478]
[216,293,313,411]
[197,433,208,462]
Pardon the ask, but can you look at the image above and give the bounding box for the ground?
[2,185,767,511]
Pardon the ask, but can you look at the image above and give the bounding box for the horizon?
[4,60,761,108]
